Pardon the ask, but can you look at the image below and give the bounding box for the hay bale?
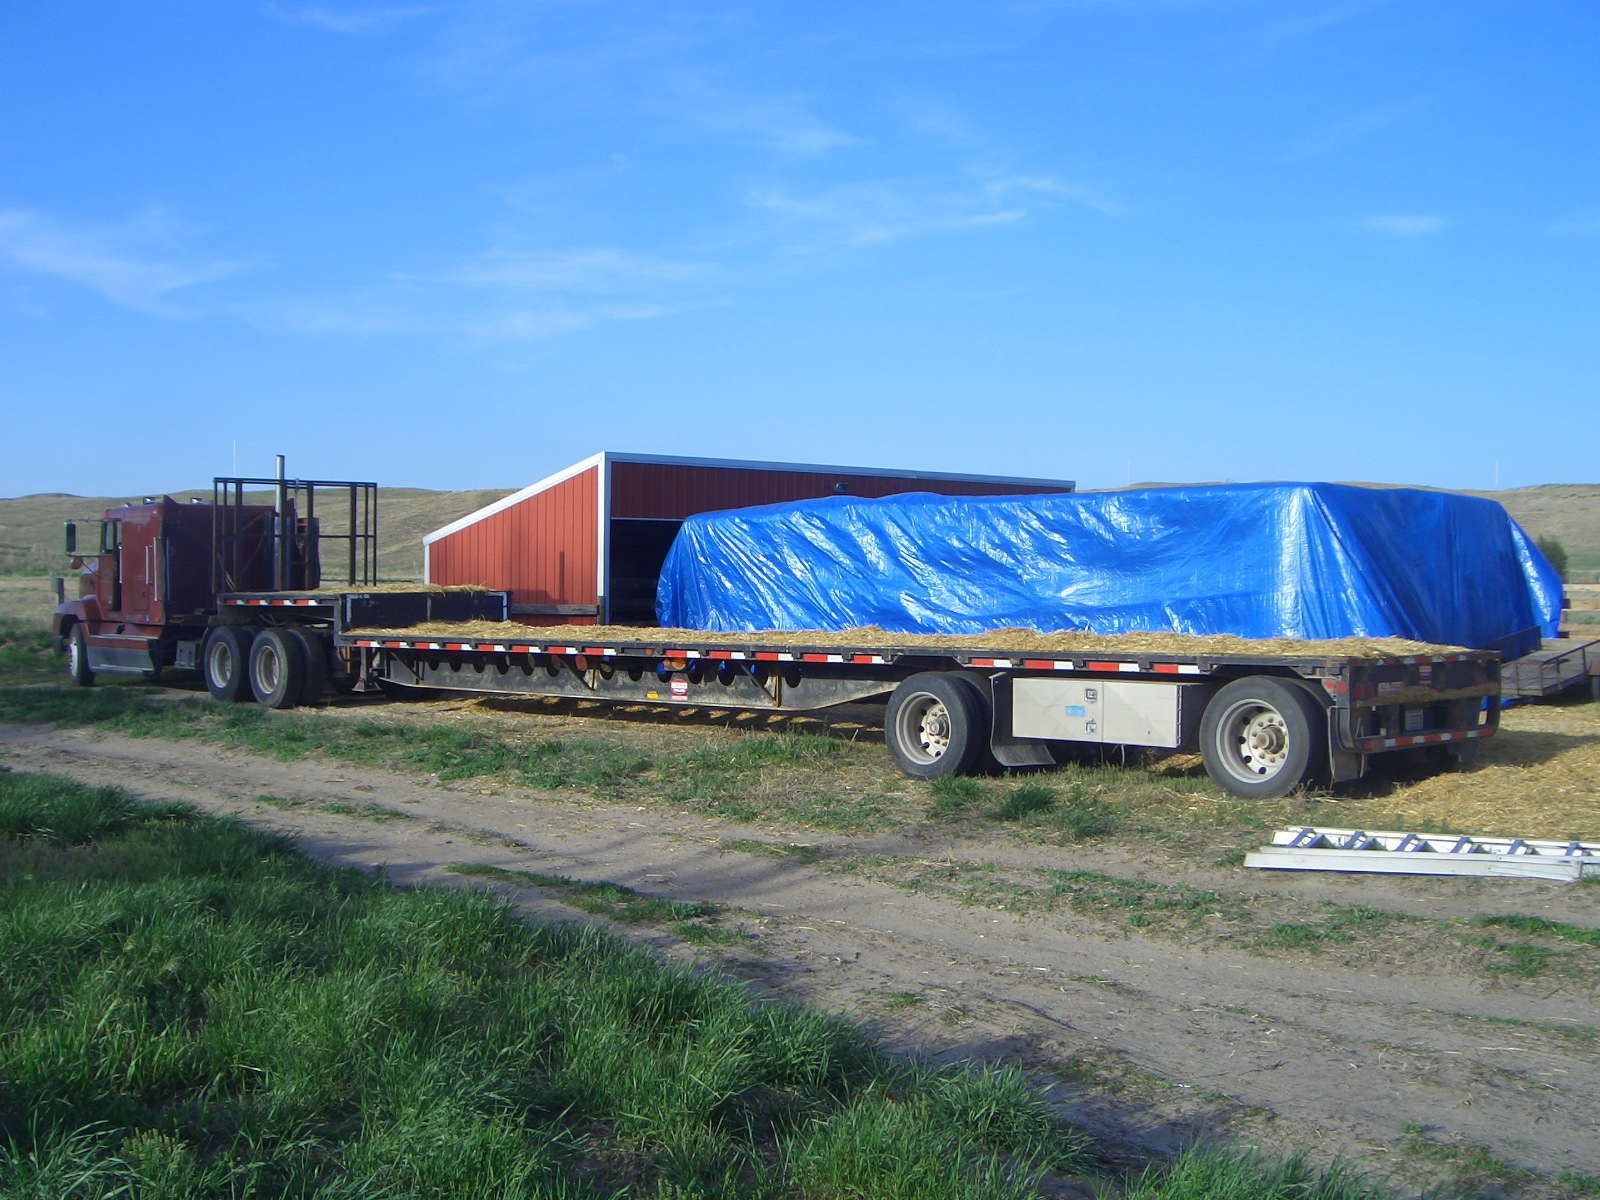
[354,619,1459,660]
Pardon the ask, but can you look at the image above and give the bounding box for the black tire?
[885,672,987,779]
[67,624,96,688]
[248,628,306,710]
[289,627,330,706]
[1199,677,1328,799]
[203,627,255,703]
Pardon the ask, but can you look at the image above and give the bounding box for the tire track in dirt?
[4,722,1597,1187]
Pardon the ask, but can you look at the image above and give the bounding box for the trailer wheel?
[203,627,255,702]
[1200,677,1327,799]
[290,628,330,706]
[249,628,306,710]
[886,673,986,779]
[67,625,95,688]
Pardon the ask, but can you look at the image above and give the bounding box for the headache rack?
[212,464,377,593]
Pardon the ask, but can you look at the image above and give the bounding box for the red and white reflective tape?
[1357,727,1489,750]
[1007,657,1205,675]
[225,597,322,607]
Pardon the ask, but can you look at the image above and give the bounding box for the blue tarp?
[655,482,1561,656]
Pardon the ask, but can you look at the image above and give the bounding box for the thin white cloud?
[465,302,672,343]
[253,244,719,343]
[1241,0,1391,51]
[751,172,1106,248]
[1352,213,1448,237]
[268,4,438,36]
[1282,99,1425,162]
[446,248,716,293]
[1552,209,1600,234]
[668,76,863,157]
[0,208,247,314]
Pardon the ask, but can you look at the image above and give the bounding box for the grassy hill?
[1464,485,1600,572]
[3,480,1595,583]
[0,486,515,581]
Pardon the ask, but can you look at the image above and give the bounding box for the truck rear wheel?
[289,627,330,706]
[1200,677,1327,799]
[886,673,987,779]
[203,627,255,702]
[248,628,306,710]
[67,625,95,687]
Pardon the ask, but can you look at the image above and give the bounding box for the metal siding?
[608,462,1069,519]
[428,466,599,623]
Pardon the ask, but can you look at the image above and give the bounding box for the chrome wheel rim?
[1214,698,1291,783]
[255,644,281,695]
[896,693,953,765]
[207,640,234,686]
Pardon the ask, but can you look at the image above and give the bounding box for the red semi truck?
[54,468,1501,800]
[52,467,506,706]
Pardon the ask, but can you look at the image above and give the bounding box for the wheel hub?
[915,699,952,758]
[1238,710,1289,776]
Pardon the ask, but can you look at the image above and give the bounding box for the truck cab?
[54,496,282,680]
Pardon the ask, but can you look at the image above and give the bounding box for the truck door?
[117,509,161,624]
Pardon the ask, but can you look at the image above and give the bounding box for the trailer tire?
[290,627,330,706]
[1200,677,1327,799]
[67,624,95,688]
[249,628,306,710]
[203,627,255,702]
[886,672,987,779]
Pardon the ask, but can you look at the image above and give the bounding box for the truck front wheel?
[67,625,95,687]
[249,629,307,710]
[203,627,255,703]
[885,673,987,779]
[1200,677,1327,799]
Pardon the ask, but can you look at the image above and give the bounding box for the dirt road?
[4,716,1597,1193]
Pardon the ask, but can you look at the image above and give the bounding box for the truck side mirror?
[63,522,76,554]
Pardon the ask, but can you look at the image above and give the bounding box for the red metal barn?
[424,452,1076,626]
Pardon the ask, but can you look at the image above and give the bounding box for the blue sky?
[2,1,1596,498]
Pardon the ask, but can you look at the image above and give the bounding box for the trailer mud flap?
[980,676,1054,768]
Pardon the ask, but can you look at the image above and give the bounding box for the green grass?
[992,782,1057,821]
[0,686,903,834]
[719,838,822,863]
[255,793,411,823]
[1397,1123,1528,1188]
[867,989,926,1010]
[0,616,56,678]
[834,855,1595,982]
[1562,1168,1600,1195]
[0,768,1096,1198]
[1116,1145,1387,1200]
[931,773,984,815]
[447,862,715,926]
[1473,912,1600,949]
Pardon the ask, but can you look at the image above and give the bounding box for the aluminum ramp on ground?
[1502,636,1600,699]
[1245,826,1600,881]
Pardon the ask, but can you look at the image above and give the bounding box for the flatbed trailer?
[51,461,1503,801]
[336,619,1501,799]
